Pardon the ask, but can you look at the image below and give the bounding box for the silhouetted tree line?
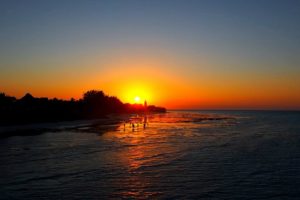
[0,90,166,125]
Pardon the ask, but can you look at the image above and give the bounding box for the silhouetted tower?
[144,100,147,108]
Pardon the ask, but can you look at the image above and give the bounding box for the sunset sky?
[0,0,300,109]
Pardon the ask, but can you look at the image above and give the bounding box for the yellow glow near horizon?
[134,96,141,103]
[120,84,152,104]
[4,51,299,110]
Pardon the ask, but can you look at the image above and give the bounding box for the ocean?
[0,111,300,199]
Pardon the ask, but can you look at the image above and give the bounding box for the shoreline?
[0,114,133,138]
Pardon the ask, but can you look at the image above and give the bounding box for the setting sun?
[134,96,141,103]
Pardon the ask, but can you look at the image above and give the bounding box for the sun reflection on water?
[102,112,235,198]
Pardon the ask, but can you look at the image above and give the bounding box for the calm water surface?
[1,111,300,199]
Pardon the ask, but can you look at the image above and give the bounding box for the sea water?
[0,111,300,199]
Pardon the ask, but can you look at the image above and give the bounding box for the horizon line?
[169,108,300,112]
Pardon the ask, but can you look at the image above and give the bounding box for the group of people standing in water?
[123,100,149,131]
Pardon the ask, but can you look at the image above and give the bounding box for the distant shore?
[0,90,166,128]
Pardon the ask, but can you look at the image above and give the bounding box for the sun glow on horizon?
[114,80,154,104]
[134,96,141,103]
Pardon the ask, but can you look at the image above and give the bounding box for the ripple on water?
[1,111,300,199]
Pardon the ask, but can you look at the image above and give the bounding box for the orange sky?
[1,52,299,110]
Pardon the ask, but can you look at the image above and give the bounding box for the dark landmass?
[0,90,166,126]
[0,116,126,138]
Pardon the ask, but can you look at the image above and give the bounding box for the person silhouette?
[143,115,148,129]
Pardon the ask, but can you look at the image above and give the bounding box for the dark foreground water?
[1,111,300,199]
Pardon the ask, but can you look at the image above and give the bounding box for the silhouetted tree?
[0,93,16,107]
[82,90,106,117]
[83,90,105,104]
